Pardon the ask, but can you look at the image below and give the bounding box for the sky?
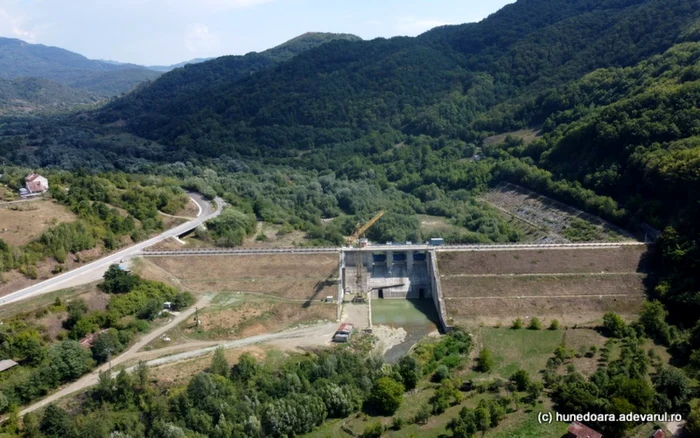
[0,0,515,66]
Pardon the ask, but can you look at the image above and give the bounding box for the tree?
[209,347,230,379]
[40,405,73,437]
[397,355,421,390]
[100,264,139,294]
[368,377,405,415]
[511,318,523,329]
[527,381,543,403]
[510,369,530,391]
[65,299,88,329]
[429,379,463,414]
[49,340,93,382]
[476,348,494,373]
[688,403,700,437]
[137,298,162,320]
[90,329,123,364]
[602,313,626,338]
[433,364,451,382]
[639,300,671,344]
[317,382,360,418]
[653,367,692,412]
[231,353,258,383]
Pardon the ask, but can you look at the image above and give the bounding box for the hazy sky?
[0,0,514,65]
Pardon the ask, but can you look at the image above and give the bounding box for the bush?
[362,421,383,438]
[512,318,523,329]
[602,313,626,338]
[368,377,405,415]
[528,318,541,330]
[549,319,560,330]
[510,369,530,391]
[476,348,494,373]
[392,417,405,431]
[433,365,451,382]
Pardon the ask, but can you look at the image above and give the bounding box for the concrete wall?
[428,250,450,333]
[337,251,345,321]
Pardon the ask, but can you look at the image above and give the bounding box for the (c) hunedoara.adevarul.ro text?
[537,411,682,424]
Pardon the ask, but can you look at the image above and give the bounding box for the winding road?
[0,194,223,307]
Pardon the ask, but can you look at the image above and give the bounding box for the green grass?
[0,281,99,319]
[486,409,569,438]
[469,327,564,379]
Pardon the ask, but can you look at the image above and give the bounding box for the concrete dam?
[340,247,450,332]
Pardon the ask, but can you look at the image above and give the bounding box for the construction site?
[137,205,650,359]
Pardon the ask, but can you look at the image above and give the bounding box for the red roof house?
[25,173,49,193]
[568,422,603,438]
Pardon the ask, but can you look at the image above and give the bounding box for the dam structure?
[341,247,450,332]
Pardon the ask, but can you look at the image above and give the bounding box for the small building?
[24,173,49,194]
[333,323,354,343]
[650,429,665,438]
[567,422,602,438]
[428,237,444,246]
[0,359,18,373]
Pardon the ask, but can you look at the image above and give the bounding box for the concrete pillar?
[386,250,393,274]
[407,250,414,275]
[363,251,372,270]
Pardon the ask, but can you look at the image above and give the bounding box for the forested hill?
[0,37,161,96]
[99,32,362,124]
[0,77,100,114]
[97,0,699,156]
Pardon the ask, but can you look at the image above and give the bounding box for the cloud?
[0,7,37,41]
[395,16,453,35]
[185,23,220,53]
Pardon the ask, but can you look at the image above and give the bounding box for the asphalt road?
[0,194,223,307]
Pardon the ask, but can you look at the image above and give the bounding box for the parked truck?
[333,323,354,342]
[428,237,445,246]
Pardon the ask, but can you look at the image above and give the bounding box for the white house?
[23,173,49,196]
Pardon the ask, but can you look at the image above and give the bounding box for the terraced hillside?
[144,254,339,301]
[438,245,649,326]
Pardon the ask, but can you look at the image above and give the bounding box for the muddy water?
[371,299,440,363]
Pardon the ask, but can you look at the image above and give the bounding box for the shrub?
[433,365,451,382]
[528,318,541,330]
[476,348,494,373]
[549,319,560,330]
[512,318,523,329]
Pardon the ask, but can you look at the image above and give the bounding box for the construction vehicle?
[345,210,385,246]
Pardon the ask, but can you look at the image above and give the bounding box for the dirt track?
[17,294,336,417]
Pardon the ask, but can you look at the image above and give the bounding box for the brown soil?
[565,328,609,376]
[441,273,645,298]
[151,346,270,385]
[438,246,648,276]
[189,299,337,340]
[175,198,201,218]
[149,254,339,300]
[445,295,644,327]
[146,237,185,251]
[0,200,77,246]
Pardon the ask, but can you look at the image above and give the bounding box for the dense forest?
[0,0,698,435]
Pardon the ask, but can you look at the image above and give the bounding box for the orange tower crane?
[345,210,385,246]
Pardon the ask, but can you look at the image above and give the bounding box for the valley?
[0,0,697,437]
